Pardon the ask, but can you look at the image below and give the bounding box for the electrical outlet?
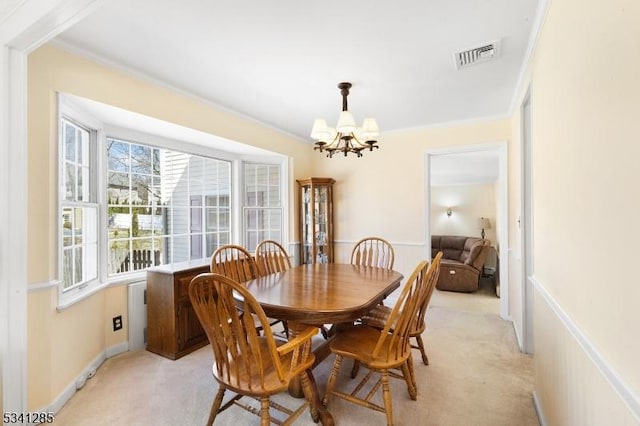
[112,315,123,331]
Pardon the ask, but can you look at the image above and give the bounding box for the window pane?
[108,172,130,204]
[132,174,151,205]
[246,231,258,252]
[152,148,161,175]
[63,249,73,289]
[73,208,83,245]
[84,242,98,282]
[131,144,152,174]
[152,207,167,235]
[62,208,73,247]
[190,234,202,260]
[65,163,76,201]
[205,233,218,258]
[108,140,130,172]
[269,185,280,207]
[108,207,131,239]
[105,139,234,275]
[219,209,230,230]
[64,122,76,161]
[205,208,218,231]
[171,235,189,263]
[109,239,130,274]
[152,176,163,205]
[74,246,83,284]
[243,163,282,249]
[171,208,189,234]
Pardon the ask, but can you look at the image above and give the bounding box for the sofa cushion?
[463,240,485,265]
[439,235,467,261]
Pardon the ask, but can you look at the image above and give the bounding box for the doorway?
[424,142,509,320]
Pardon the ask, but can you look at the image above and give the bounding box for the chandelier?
[311,82,380,158]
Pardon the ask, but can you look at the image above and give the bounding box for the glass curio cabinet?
[297,177,335,264]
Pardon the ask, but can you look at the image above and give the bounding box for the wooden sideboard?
[146,259,210,360]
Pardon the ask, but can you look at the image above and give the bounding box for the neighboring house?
[2,2,639,425]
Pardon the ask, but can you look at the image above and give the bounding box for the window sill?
[56,271,147,311]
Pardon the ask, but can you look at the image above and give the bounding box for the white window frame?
[57,95,290,308]
[57,96,106,309]
[242,161,286,252]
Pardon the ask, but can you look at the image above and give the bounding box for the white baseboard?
[37,342,129,415]
[105,341,129,358]
[532,390,548,426]
[509,316,524,352]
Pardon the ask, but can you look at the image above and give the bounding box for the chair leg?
[350,360,361,378]
[402,357,417,401]
[381,370,394,426]
[260,397,270,426]
[300,369,320,423]
[208,387,226,426]
[414,334,429,365]
[322,355,343,407]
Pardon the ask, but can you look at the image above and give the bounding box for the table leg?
[287,321,334,425]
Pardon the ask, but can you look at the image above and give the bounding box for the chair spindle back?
[351,237,395,270]
[189,273,286,391]
[372,259,434,362]
[255,240,292,276]
[210,245,260,282]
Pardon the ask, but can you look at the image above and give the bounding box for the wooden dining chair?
[350,236,395,270]
[210,244,284,335]
[189,273,319,426]
[359,251,443,373]
[254,239,292,276]
[322,259,435,425]
[210,244,260,283]
[254,239,291,337]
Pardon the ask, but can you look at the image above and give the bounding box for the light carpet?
[55,282,538,425]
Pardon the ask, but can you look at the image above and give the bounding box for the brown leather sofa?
[431,235,490,292]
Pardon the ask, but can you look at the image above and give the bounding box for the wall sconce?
[446,207,452,217]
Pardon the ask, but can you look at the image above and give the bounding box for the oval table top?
[243,263,403,325]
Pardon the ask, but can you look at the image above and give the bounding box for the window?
[107,139,231,275]
[60,118,98,291]
[58,95,286,306]
[244,163,282,252]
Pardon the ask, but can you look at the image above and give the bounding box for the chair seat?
[362,305,426,335]
[330,325,410,370]
[214,337,315,396]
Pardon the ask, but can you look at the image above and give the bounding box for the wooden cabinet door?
[177,298,206,352]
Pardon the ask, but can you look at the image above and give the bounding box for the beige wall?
[511,0,640,423]
[430,183,497,245]
[317,120,511,279]
[26,44,313,409]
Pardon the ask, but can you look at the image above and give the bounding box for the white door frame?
[521,89,535,354]
[424,141,509,319]
[0,0,103,412]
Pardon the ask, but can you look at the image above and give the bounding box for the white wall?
[511,0,640,423]
[430,183,497,246]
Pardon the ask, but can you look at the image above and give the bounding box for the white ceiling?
[53,0,541,142]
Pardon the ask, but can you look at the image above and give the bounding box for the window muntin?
[107,138,232,275]
[243,163,282,252]
[60,118,98,291]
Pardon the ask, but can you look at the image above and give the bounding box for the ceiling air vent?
[454,40,500,70]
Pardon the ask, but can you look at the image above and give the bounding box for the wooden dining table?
[242,263,404,425]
